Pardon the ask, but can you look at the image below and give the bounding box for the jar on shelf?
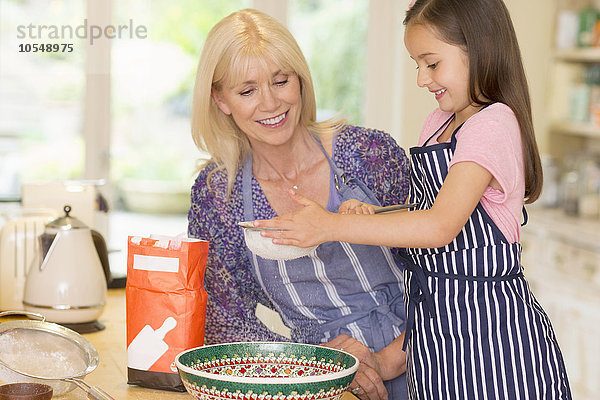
[578,154,600,218]
[560,153,581,215]
[578,1,599,47]
[557,7,580,50]
[540,155,560,208]
[569,67,591,123]
[562,170,581,215]
[587,65,600,126]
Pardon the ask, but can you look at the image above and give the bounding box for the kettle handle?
[91,230,112,284]
[39,231,62,272]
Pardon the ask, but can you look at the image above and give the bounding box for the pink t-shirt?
[418,103,525,243]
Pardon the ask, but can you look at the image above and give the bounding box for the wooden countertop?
[17,289,356,399]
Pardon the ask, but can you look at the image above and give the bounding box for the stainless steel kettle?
[22,205,110,324]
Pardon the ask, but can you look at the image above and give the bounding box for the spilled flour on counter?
[0,328,87,378]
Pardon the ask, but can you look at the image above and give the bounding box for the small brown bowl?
[0,383,53,400]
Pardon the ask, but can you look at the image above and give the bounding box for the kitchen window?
[110,0,247,213]
[288,0,368,124]
[1,0,405,205]
[0,0,86,200]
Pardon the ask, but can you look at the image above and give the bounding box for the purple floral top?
[188,125,410,344]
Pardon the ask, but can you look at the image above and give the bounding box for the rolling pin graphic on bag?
[127,316,177,370]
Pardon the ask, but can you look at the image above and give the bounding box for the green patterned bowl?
[175,342,359,399]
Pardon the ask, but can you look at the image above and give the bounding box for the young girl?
[256,0,572,398]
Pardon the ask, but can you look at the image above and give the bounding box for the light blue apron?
[241,139,408,399]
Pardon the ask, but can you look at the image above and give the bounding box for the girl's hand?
[323,335,388,400]
[338,199,377,215]
[254,188,337,247]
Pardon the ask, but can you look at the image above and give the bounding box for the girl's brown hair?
[405,0,542,203]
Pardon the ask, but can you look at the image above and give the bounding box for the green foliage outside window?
[290,0,367,124]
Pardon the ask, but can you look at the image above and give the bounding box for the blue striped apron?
[242,144,408,399]
[402,115,572,399]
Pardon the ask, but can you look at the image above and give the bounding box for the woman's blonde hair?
[191,8,344,195]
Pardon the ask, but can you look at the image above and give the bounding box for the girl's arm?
[256,161,493,248]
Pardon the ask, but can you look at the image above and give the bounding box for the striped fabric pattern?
[403,128,571,399]
[241,140,410,399]
[252,232,406,350]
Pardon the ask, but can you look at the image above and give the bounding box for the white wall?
[506,0,555,154]
[363,0,407,141]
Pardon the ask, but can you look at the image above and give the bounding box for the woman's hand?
[323,335,388,400]
[339,199,377,215]
[254,188,338,247]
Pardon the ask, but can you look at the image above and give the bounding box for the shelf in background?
[555,47,600,63]
[550,120,600,138]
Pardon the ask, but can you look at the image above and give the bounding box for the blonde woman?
[187,9,410,399]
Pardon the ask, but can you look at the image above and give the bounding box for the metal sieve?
[0,312,113,400]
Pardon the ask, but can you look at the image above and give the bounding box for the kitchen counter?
[523,206,600,252]
[22,289,357,399]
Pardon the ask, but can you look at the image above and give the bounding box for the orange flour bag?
[126,235,208,391]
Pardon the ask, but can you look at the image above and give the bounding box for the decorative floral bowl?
[175,342,359,400]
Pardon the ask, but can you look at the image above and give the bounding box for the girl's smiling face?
[404,23,479,124]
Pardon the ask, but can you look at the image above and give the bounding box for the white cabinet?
[521,207,600,399]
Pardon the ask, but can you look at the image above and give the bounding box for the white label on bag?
[133,254,179,272]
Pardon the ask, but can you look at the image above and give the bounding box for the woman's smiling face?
[212,58,303,149]
[404,23,478,123]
